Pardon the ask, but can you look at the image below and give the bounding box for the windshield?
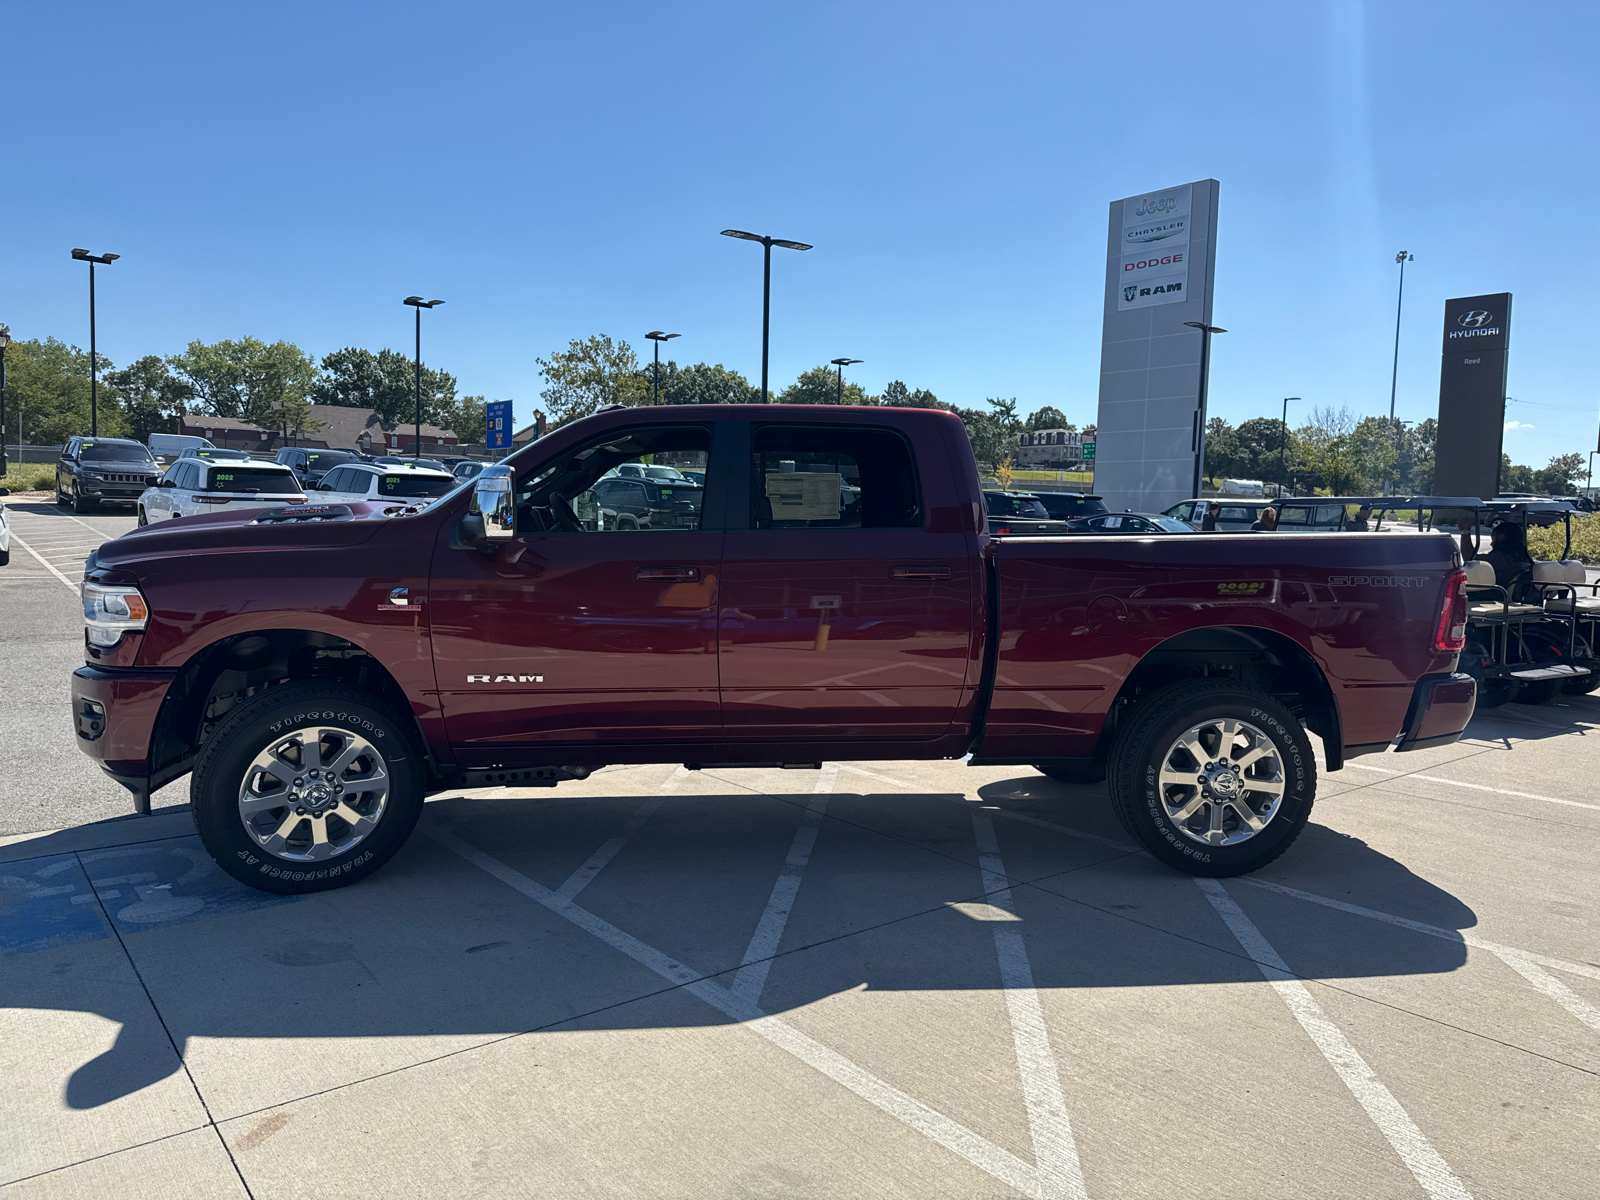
[306,451,359,468]
[642,466,688,482]
[377,474,455,498]
[80,442,154,463]
[204,467,301,493]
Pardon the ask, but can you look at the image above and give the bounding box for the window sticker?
[1104,515,1123,528]
[765,471,842,521]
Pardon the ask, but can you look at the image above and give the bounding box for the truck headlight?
[82,582,150,647]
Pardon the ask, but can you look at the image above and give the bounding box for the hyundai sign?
[485,400,513,450]
[1093,179,1221,515]
[1432,293,1512,502]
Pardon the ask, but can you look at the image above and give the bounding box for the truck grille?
[95,473,155,484]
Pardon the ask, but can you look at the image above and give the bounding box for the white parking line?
[1196,879,1474,1200]
[7,529,80,593]
[1343,762,1600,812]
[424,822,1058,1199]
[553,769,685,902]
[973,812,1089,1200]
[728,763,838,1010]
[1490,950,1600,1037]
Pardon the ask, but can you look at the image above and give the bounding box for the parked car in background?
[177,447,255,463]
[1031,492,1108,521]
[1165,499,1276,530]
[139,459,306,524]
[276,447,364,488]
[586,474,704,531]
[0,488,11,566]
[1067,512,1195,534]
[310,463,459,506]
[452,461,487,484]
[148,433,215,459]
[372,456,449,472]
[56,437,164,512]
[604,462,697,486]
[982,490,1069,534]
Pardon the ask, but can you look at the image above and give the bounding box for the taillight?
[1435,569,1467,652]
[996,525,1011,535]
[197,496,231,504]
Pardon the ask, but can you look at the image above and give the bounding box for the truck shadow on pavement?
[1,777,1476,1111]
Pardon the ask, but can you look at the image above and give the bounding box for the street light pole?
[830,357,863,405]
[403,296,444,457]
[1280,396,1302,496]
[645,332,680,405]
[1183,321,1226,498]
[720,230,812,402]
[1386,251,1413,495]
[71,250,119,436]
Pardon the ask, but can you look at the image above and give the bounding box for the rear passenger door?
[719,421,974,741]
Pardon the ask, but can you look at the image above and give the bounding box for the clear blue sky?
[3,1,1594,467]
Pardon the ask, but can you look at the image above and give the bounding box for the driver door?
[430,420,728,757]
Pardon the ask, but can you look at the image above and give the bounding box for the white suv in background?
[139,459,306,524]
[310,462,458,507]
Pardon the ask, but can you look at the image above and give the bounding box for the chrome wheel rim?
[1156,717,1285,847]
[237,726,390,861]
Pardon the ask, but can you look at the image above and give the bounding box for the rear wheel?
[1107,680,1315,877]
[1460,631,1513,708]
[190,682,425,894]
[1562,635,1600,695]
[1513,626,1572,705]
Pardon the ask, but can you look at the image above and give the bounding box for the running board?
[1508,665,1590,681]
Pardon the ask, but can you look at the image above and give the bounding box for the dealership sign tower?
[1092,179,1222,515]
[1432,293,1512,502]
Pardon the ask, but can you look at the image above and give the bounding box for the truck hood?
[90,501,428,575]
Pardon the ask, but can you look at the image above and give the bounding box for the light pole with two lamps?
[1386,251,1414,494]
[71,249,120,436]
[646,332,680,405]
[830,358,863,404]
[720,229,812,403]
[1183,321,1226,497]
[403,297,444,457]
[1280,397,1302,496]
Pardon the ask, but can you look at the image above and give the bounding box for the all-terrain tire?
[72,485,95,513]
[190,682,426,894]
[1107,679,1316,877]
[1033,762,1107,785]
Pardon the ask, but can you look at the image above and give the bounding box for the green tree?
[1502,455,1535,493]
[1534,452,1586,495]
[2,338,129,445]
[1202,417,1241,483]
[1350,416,1399,493]
[536,335,649,426]
[168,338,317,426]
[313,347,458,426]
[1026,405,1072,431]
[777,365,871,406]
[880,380,944,409]
[1233,416,1292,482]
[436,394,490,444]
[660,362,755,406]
[104,355,191,442]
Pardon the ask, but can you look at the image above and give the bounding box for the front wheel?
[72,485,95,513]
[190,682,425,894]
[1107,680,1315,877]
[137,506,149,527]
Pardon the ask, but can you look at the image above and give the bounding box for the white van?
[148,433,215,460]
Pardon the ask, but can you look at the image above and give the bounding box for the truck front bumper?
[1394,671,1477,753]
[71,665,179,811]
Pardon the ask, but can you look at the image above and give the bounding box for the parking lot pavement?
[0,501,185,837]
[4,508,1599,1196]
[3,737,1598,1199]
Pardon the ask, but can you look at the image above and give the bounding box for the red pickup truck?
[73,404,1474,892]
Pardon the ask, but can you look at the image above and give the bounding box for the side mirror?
[315,482,333,491]
[472,468,515,541]
[158,478,177,489]
[0,487,10,498]
[154,456,167,465]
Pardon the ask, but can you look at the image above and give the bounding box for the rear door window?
[752,425,919,530]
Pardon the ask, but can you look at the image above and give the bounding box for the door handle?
[636,566,701,582]
[890,565,952,580]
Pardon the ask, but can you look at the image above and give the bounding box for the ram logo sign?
[466,674,545,683]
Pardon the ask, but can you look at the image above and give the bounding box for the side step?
[686,762,822,770]
[1508,664,1591,681]
[462,766,594,788]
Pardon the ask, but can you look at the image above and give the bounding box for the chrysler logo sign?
[1457,311,1494,328]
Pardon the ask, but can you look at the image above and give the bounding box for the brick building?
[181,405,459,454]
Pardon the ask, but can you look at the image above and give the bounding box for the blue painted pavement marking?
[81,837,300,936]
[0,837,300,955]
[0,853,113,955]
